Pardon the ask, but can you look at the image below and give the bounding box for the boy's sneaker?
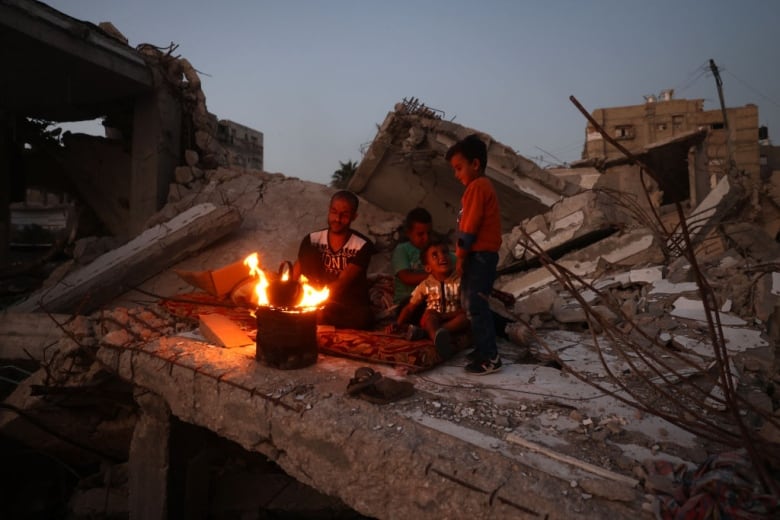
[405,325,426,341]
[465,355,502,375]
[434,328,453,359]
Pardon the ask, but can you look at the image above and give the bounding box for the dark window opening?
[615,125,635,140]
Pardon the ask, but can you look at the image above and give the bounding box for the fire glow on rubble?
[243,253,329,312]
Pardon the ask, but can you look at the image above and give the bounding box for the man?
[293,190,376,329]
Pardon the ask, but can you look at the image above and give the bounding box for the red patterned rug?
[160,291,444,372]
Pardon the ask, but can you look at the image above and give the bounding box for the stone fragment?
[579,478,637,502]
[516,286,556,315]
[174,165,194,184]
[185,149,200,166]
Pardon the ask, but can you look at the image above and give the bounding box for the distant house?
[216,120,264,171]
[578,91,760,207]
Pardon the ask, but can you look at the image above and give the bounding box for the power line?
[534,145,566,166]
[723,69,780,111]
[673,62,710,96]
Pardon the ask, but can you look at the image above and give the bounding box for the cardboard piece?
[176,259,252,298]
[199,313,253,348]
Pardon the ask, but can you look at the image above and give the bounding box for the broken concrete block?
[752,273,777,322]
[199,314,253,348]
[722,222,780,263]
[670,297,747,325]
[667,174,744,253]
[515,286,556,315]
[629,266,664,285]
[579,478,637,502]
[185,149,199,167]
[167,182,187,203]
[552,297,586,324]
[174,165,195,184]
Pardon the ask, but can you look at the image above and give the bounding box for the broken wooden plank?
[11,203,242,314]
[198,313,253,348]
[0,311,68,361]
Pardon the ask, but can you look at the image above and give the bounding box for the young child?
[395,241,468,359]
[446,134,503,374]
[391,207,433,309]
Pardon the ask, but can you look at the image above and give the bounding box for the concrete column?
[129,390,171,520]
[129,77,181,237]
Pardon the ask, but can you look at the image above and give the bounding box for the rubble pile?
[4,128,780,516]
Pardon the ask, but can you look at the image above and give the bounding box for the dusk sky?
[47,0,780,186]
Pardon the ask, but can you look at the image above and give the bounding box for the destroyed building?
[1,1,780,518]
[0,0,264,258]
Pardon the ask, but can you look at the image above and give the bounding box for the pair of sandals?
[346,367,415,404]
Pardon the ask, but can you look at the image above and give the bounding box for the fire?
[243,253,270,306]
[243,253,329,310]
[297,274,330,310]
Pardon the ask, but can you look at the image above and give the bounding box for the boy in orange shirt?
[446,134,503,374]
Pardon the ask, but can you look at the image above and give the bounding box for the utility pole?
[709,59,729,130]
[709,58,734,172]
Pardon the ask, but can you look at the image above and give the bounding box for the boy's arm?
[397,299,421,325]
[457,186,485,258]
[392,245,427,286]
[397,284,426,324]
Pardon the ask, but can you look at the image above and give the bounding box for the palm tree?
[330,160,358,188]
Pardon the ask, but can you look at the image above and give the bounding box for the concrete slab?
[94,330,650,519]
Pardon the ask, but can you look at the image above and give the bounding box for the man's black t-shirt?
[297,229,375,307]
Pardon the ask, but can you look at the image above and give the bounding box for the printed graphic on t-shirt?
[309,230,368,276]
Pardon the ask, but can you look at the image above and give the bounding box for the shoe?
[346,367,415,404]
[465,355,502,375]
[346,367,383,395]
[405,325,426,341]
[434,328,453,359]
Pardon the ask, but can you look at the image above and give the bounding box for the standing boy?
[446,134,503,374]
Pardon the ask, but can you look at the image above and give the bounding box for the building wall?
[584,99,760,187]
[216,120,264,171]
[761,144,780,180]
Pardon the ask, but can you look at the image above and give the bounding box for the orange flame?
[297,274,330,310]
[243,253,270,306]
[243,253,329,310]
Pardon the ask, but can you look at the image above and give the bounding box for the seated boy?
[394,241,469,358]
[391,207,433,311]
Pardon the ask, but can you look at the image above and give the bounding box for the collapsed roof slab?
[0,0,154,121]
[95,335,644,519]
[348,102,582,234]
[498,228,662,299]
[499,190,611,271]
